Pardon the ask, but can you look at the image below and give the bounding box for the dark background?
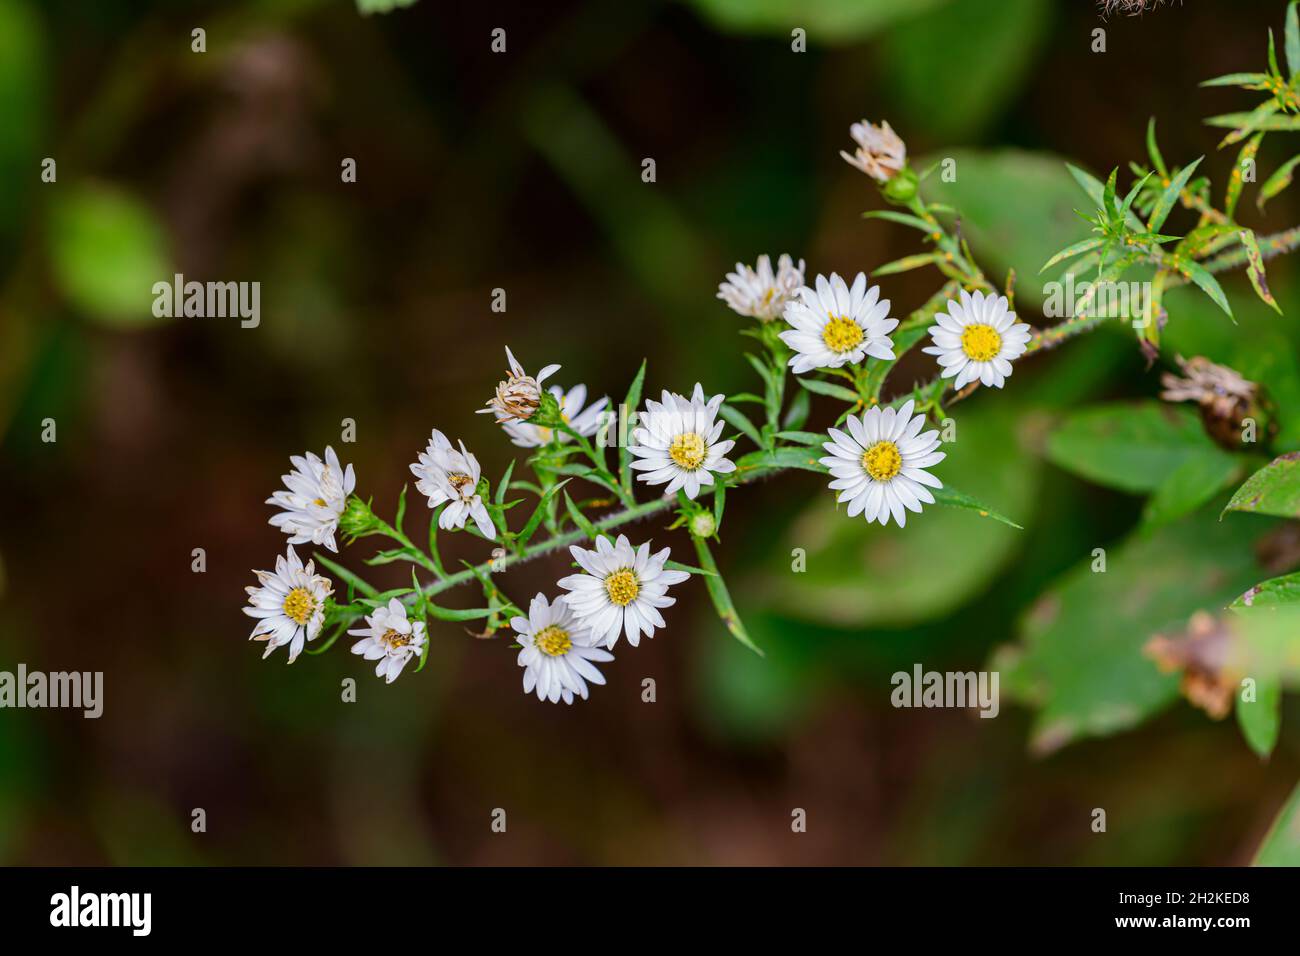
[1,0,1297,864]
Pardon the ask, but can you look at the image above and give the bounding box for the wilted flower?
[409,429,496,538]
[1160,355,1274,450]
[718,254,805,321]
[479,346,561,424]
[266,447,356,553]
[1145,611,1241,719]
[840,119,907,183]
[502,383,607,448]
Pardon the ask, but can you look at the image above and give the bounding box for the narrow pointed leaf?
[693,535,762,656]
[1257,153,1300,210]
[1147,156,1202,232]
[619,359,647,495]
[1240,229,1283,314]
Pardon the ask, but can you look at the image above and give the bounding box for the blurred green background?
[1,0,1299,865]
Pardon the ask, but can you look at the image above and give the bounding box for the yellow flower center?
[822,316,864,353]
[669,432,707,471]
[960,323,1002,362]
[282,587,316,626]
[534,624,572,657]
[862,440,902,482]
[605,568,640,607]
[381,628,411,650]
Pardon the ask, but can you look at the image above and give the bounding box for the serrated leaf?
[1234,571,1300,608]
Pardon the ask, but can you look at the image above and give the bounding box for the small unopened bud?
[339,495,381,541]
[689,511,717,538]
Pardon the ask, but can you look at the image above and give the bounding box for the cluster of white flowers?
[244,118,1034,702]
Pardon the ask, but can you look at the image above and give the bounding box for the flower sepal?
[881,165,919,205]
[338,494,383,543]
[525,389,565,429]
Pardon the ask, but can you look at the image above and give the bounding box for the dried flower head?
[1145,611,1241,720]
[479,346,560,424]
[1098,0,1173,16]
[718,254,805,321]
[1160,355,1272,450]
[840,120,907,183]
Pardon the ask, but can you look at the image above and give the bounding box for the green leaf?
[693,535,762,655]
[712,479,726,529]
[1204,110,1300,132]
[356,0,418,13]
[1040,236,1103,274]
[1145,117,1168,177]
[1173,255,1233,319]
[1239,229,1282,314]
[563,491,600,540]
[931,486,1022,528]
[1141,453,1243,530]
[619,360,646,494]
[685,0,949,42]
[995,508,1268,754]
[1046,402,1224,493]
[312,553,378,598]
[735,445,828,477]
[1257,154,1300,210]
[1199,72,1272,88]
[394,485,408,534]
[781,387,810,430]
[1226,134,1262,219]
[860,209,934,232]
[718,403,763,448]
[1236,674,1282,759]
[877,0,1051,141]
[515,478,572,548]
[796,376,859,403]
[665,559,714,577]
[921,153,1105,306]
[774,430,825,446]
[495,460,515,507]
[1147,156,1202,232]
[422,602,496,622]
[1288,1,1300,79]
[1253,779,1300,865]
[47,184,171,328]
[872,252,943,276]
[1233,571,1300,608]
[1224,452,1300,518]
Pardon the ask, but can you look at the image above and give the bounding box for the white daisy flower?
[502,383,608,448]
[243,545,333,664]
[840,119,907,183]
[779,272,898,375]
[556,534,690,648]
[819,400,945,528]
[478,346,561,424]
[628,383,737,499]
[348,597,427,684]
[718,253,805,321]
[266,446,356,553]
[921,290,1032,390]
[409,429,496,538]
[512,593,614,704]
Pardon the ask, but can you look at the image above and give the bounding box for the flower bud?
[689,511,717,539]
[338,495,381,541]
